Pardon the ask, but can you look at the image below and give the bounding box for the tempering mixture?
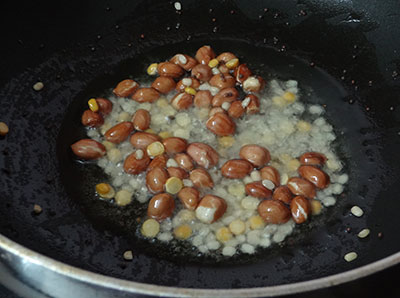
[71,46,348,256]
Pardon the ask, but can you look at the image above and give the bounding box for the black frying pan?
[1,0,400,296]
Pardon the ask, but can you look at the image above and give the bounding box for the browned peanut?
[273,186,293,204]
[123,151,151,175]
[216,52,237,63]
[81,110,104,127]
[151,76,176,94]
[113,79,139,97]
[242,76,265,93]
[243,94,260,114]
[211,87,239,107]
[146,167,169,193]
[171,92,193,110]
[228,101,245,118]
[287,177,316,199]
[299,152,327,166]
[167,167,189,179]
[174,153,195,171]
[233,64,252,84]
[191,64,213,82]
[178,187,199,210]
[130,132,161,149]
[194,90,212,108]
[132,87,160,103]
[195,45,216,65]
[209,107,226,117]
[239,145,271,168]
[96,98,113,115]
[209,74,236,89]
[190,168,214,188]
[162,137,187,154]
[157,62,184,78]
[186,142,219,169]
[218,64,230,74]
[104,122,134,144]
[71,139,106,160]
[290,196,310,224]
[298,165,330,189]
[148,154,168,170]
[195,195,227,223]
[147,193,175,221]
[206,112,235,136]
[221,159,254,179]
[132,109,151,131]
[258,199,291,224]
[170,54,198,71]
[245,182,272,199]
[176,77,200,92]
[259,166,280,187]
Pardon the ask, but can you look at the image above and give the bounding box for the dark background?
[0,0,399,297]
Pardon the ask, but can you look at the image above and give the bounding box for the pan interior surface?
[0,0,399,291]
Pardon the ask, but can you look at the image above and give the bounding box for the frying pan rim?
[1,234,399,297]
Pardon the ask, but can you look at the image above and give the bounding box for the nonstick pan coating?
[0,0,400,294]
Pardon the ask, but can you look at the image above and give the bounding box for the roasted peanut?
[123,151,151,174]
[245,182,272,199]
[298,165,330,189]
[96,98,113,115]
[233,64,252,83]
[157,62,184,78]
[189,168,214,188]
[242,76,265,93]
[170,54,198,71]
[162,137,188,154]
[81,109,104,127]
[272,186,293,204]
[113,79,139,97]
[221,159,254,179]
[211,87,239,107]
[167,167,189,179]
[130,132,161,149]
[195,195,227,223]
[131,87,160,103]
[191,64,213,82]
[178,187,200,210]
[243,94,260,114]
[258,199,291,224]
[174,153,195,171]
[104,122,134,144]
[299,152,327,166]
[216,52,237,64]
[146,167,169,193]
[239,145,271,168]
[228,101,245,118]
[71,139,106,160]
[147,193,175,221]
[148,154,168,170]
[132,109,151,131]
[259,166,280,187]
[171,92,193,110]
[209,107,226,117]
[287,177,316,199]
[218,64,230,74]
[0,122,9,136]
[176,77,200,92]
[195,45,216,65]
[194,90,213,108]
[151,76,176,94]
[290,196,310,224]
[186,142,219,169]
[206,112,236,136]
[209,74,236,89]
